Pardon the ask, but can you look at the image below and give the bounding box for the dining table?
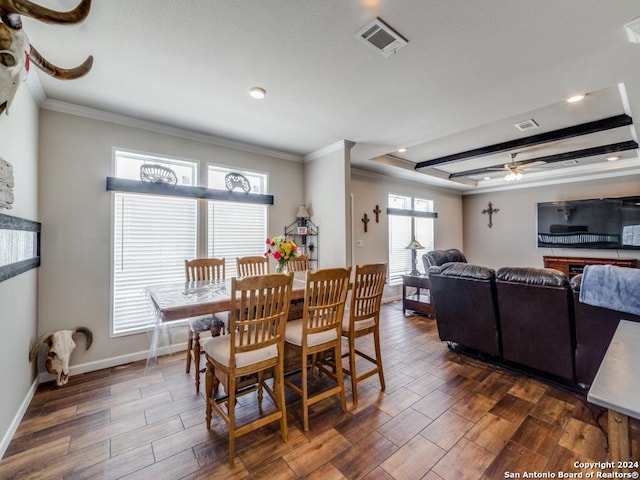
[144,273,308,367]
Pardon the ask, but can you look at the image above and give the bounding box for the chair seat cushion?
[285,319,338,347]
[341,314,376,334]
[201,334,277,368]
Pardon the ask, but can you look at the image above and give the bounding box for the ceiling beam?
[448,140,639,179]
[414,114,633,170]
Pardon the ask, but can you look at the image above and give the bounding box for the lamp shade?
[296,205,311,219]
[405,239,425,250]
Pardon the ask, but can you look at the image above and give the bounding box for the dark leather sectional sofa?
[427,262,640,390]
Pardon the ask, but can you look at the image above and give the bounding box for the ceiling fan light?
[504,170,523,182]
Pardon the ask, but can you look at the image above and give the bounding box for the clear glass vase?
[275,261,288,274]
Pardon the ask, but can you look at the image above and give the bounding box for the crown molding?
[304,140,356,162]
[351,166,461,195]
[40,99,303,163]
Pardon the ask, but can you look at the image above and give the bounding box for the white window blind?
[207,202,267,278]
[388,214,412,282]
[111,151,198,335]
[207,165,268,277]
[387,194,435,284]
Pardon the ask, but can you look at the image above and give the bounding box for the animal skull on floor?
[0,0,93,115]
[29,327,93,386]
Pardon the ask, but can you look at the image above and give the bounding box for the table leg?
[608,409,631,463]
[402,283,407,315]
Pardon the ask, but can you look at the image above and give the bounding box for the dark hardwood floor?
[0,302,626,479]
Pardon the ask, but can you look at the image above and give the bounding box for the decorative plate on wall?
[140,164,178,185]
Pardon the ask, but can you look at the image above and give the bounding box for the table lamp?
[405,239,425,276]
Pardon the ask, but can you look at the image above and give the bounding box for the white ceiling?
[17,0,640,193]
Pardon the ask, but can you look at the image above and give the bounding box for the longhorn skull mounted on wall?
[0,0,93,115]
[29,327,93,386]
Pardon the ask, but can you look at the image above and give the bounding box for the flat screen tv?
[537,196,640,249]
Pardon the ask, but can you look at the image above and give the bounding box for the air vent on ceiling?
[514,119,539,131]
[356,17,408,57]
[562,159,579,166]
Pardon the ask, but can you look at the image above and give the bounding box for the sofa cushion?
[430,262,494,280]
[496,266,569,287]
[422,249,467,270]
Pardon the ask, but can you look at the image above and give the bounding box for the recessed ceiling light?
[397,147,407,153]
[607,155,620,161]
[249,87,266,99]
[483,176,491,181]
[566,94,585,103]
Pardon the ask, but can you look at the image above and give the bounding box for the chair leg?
[301,352,309,431]
[227,375,237,466]
[193,332,201,393]
[348,335,358,407]
[277,358,288,442]
[335,343,347,413]
[205,359,213,429]
[186,330,194,373]
[374,328,385,391]
[257,371,264,409]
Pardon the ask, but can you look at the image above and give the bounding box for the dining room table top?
[145,273,308,322]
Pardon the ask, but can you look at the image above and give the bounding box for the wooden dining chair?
[236,255,269,277]
[185,257,225,282]
[202,273,293,465]
[288,254,310,272]
[341,263,387,407]
[184,258,226,393]
[284,267,351,431]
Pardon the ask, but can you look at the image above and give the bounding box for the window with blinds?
[111,151,198,335]
[110,152,269,336]
[387,194,435,285]
[207,166,267,277]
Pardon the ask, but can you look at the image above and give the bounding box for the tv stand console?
[543,256,638,278]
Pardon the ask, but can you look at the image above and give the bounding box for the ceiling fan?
[478,152,548,182]
[444,139,640,182]
[503,153,549,181]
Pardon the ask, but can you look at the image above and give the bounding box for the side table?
[402,274,433,317]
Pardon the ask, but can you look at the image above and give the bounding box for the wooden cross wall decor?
[482,202,499,228]
[361,213,370,232]
[373,205,382,223]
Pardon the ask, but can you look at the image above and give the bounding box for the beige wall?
[463,175,640,269]
[0,85,39,455]
[37,109,304,369]
[304,143,351,268]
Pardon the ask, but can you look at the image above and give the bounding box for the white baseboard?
[0,378,39,459]
[37,341,188,384]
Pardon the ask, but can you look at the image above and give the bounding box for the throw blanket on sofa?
[580,264,640,316]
